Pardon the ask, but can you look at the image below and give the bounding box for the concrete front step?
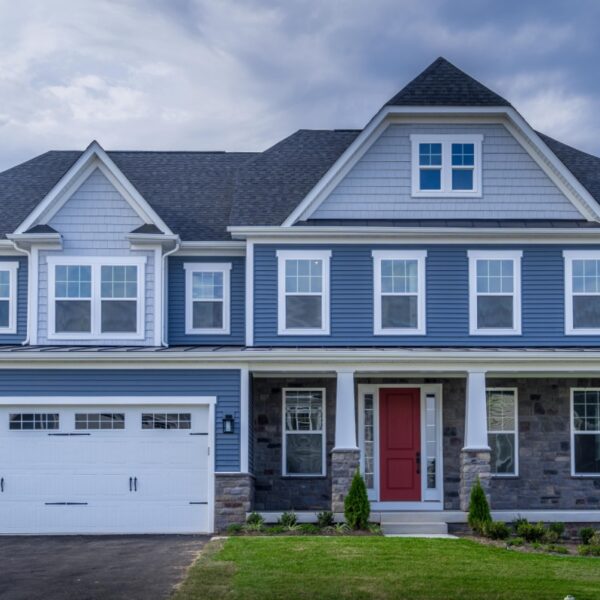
[382,521,449,536]
[378,511,458,524]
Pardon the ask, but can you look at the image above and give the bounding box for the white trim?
[153,247,163,347]
[570,388,600,477]
[0,395,217,406]
[276,249,331,335]
[282,387,327,477]
[357,383,443,505]
[30,247,39,345]
[0,262,19,335]
[372,250,426,335]
[15,142,172,235]
[410,134,483,197]
[47,256,146,341]
[281,107,600,225]
[468,250,522,335]
[183,262,231,335]
[486,387,519,477]
[240,368,249,473]
[245,241,254,345]
[563,250,600,335]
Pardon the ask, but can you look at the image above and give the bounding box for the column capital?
[335,367,356,375]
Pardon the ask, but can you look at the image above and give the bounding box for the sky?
[1,0,600,171]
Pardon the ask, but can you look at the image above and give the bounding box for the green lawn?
[173,537,600,600]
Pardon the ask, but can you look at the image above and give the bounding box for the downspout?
[10,240,31,346]
[161,238,180,347]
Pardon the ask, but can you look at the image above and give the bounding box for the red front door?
[379,388,421,501]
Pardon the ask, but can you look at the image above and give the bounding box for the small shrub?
[344,471,370,530]
[298,524,320,535]
[506,537,524,547]
[516,521,546,543]
[590,531,600,546]
[543,530,560,544]
[513,516,528,532]
[548,522,565,537]
[578,544,600,557]
[483,521,510,540]
[267,525,285,534]
[244,522,264,532]
[544,544,569,555]
[278,511,298,528]
[317,511,335,528]
[226,523,243,535]
[467,477,492,534]
[246,511,264,526]
[334,522,351,534]
[368,523,382,535]
[579,527,596,545]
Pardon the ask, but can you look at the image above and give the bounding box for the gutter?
[8,240,31,345]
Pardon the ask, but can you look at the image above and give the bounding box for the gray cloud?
[0,0,599,171]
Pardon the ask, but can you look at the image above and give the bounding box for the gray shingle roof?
[385,57,511,107]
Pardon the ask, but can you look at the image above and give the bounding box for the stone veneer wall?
[252,377,336,511]
[214,473,255,532]
[488,378,600,510]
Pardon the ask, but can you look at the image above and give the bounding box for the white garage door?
[0,404,212,534]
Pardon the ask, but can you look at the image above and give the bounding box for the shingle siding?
[254,243,600,347]
[167,256,245,345]
[312,124,582,220]
[0,368,241,472]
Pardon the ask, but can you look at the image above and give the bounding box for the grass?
[173,536,600,600]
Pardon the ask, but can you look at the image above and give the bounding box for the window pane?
[192,301,223,329]
[420,169,441,190]
[101,266,137,299]
[451,143,475,166]
[192,271,223,300]
[419,143,442,166]
[285,391,323,431]
[573,390,600,432]
[286,433,322,475]
[0,300,8,328]
[55,300,91,333]
[573,260,600,293]
[573,296,600,329]
[101,300,137,333]
[382,295,418,329]
[477,295,513,329]
[574,434,600,474]
[286,295,322,329]
[285,260,322,294]
[452,169,473,190]
[0,271,9,298]
[381,260,418,294]
[487,390,515,431]
[476,260,513,293]
[56,265,91,298]
[489,433,516,474]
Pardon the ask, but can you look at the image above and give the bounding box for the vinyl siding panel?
[0,368,241,472]
[0,256,27,344]
[168,256,245,345]
[254,243,600,347]
[312,123,583,220]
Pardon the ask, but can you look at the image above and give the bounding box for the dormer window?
[411,134,482,197]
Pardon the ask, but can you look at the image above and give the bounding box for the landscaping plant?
[483,521,510,540]
[278,511,298,529]
[579,527,596,545]
[515,520,546,543]
[317,511,334,528]
[467,477,492,534]
[344,470,370,530]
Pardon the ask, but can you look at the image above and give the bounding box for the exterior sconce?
[222,414,235,434]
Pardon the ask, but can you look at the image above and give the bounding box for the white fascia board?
[280,105,600,226]
[15,141,173,235]
[176,241,246,257]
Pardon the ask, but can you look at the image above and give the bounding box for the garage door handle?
[134,477,138,492]
[129,477,133,492]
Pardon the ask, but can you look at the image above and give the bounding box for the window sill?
[571,474,600,479]
[469,330,522,336]
[411,190,482,199]
[281,475,328,480]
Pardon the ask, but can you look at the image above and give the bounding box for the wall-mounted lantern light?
[222,414,235,434]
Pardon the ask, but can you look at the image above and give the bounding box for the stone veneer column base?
[459,449,491,511]
[214,473,255,532]
[331,449,360,514]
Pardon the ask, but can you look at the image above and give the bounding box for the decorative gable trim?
[15,141,173,236]
[282,106,600,226]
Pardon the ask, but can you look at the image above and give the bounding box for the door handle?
[1,477,3,492]
[416,452,421,475]
[134,477,138,492]
[129,477,133,492]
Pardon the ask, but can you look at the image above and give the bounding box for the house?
[0,57,599,535]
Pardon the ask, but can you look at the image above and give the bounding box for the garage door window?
[75,413,125,430]
[142,413,191,429]
[9,413,59,430]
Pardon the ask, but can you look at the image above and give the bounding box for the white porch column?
[333,368,358,450]
[463,370,490,450]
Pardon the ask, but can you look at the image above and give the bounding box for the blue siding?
[168,256,245,345]
[254,244,600,347]
[0,256,27,344]
[0,368,241,472]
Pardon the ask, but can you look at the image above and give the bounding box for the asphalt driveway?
[0,535,209,600]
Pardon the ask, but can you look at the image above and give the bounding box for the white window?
[571,389,600,476]
[372,250,426,335]
[486,389,518,476]
[75,413,125,430]
[410,134,483,197]
[282,388,326,476]
[48,257,145,339]
[0,262,19,334]
[277,250,331,335]
[9,413,59,430]
[184,263,231,335]
[468,250,522,335]
[564,251,600,334]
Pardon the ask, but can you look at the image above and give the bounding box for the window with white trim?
[372,250,426,335]
[48,257,145,339]
[468,250,522,335]
[283,389,326,476]
[184,263,231,334]
[9,413,59,430]
[564,251,600,334]
[277,250,330,335]
[486,389,518,476]
[75,413,125,430]
[572,389,600,475]
[411,134,483,196]
[0,262,19,334]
